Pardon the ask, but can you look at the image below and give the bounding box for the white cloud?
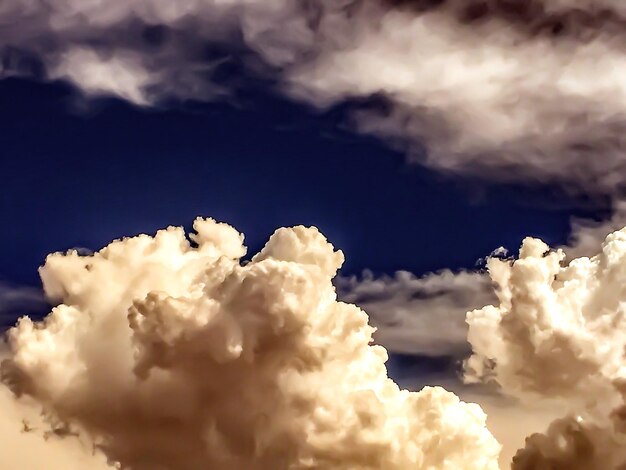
[6,218,626,468]
[466,225,626,468]
[336,203,626,361]
[0,362,110,470]
[51,48,152,104]
[1,219,500,469]
[3,1,626,192]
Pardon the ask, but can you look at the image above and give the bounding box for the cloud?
[1,218,500,469]
[466,225,626,468]
[336,269,496,357]
[51,48,152,104]
[336,216,626,468]
[286,0,626,194]
[336,204,626,362]
[565,199,626,259]
[461,390,566,470]
[7,218,626,468]
[3,1,626,193]
[0,282,49,329]
[0,351,110,470]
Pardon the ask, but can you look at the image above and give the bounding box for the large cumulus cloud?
[1,218,500,469]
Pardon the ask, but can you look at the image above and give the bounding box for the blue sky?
[0,77,604,289]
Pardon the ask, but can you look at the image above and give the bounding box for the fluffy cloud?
[466,225,626,468]
[337,218,626,468]
[0,346,110,470]
[1,219,500,469]
[7,218,626,468]
[337,203,626,362]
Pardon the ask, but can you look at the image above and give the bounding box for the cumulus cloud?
[461,391,565,470]
[8,218,626,468]
[337,204,626,362]
[2,0,626,192]
[0,352,110,470]
[465,225,626,468]
[1,218,500,469]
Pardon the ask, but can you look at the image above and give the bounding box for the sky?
[0,74,605,339]
[0,77,603,287]
[4,1,626,469]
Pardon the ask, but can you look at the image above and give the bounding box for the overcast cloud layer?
[3,0,626,193]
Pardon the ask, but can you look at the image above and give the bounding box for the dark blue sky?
[0,77,605,287]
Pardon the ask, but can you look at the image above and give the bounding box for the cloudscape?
[3,0,626,469]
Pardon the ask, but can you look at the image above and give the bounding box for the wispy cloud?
[336,269,496,357]
[3,1,626,194]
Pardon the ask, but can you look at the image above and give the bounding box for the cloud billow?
[1,218,500,469]
[3,0,626,193]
